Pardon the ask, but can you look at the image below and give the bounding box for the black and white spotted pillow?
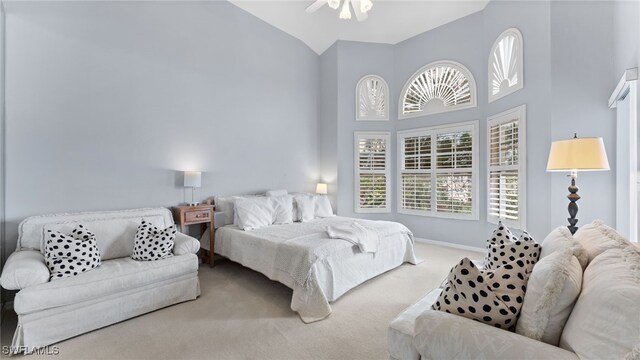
[485,223,541,274]
[131,219,176,261]
[432,257,529,330]
[44,224,101,281]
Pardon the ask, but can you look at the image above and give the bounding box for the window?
[487,105,526,229]
[356,75,389,121]
[354,132,391,213]
[399,60,477,119]
[488,28,524,103]
[398,121,478,219]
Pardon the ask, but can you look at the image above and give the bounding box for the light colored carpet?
[1,243,481,360]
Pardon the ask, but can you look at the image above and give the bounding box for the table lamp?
[316,183,328,195]
[184,171,202,206]
[546,134,609,234]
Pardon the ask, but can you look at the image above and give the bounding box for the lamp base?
[567,175,581,235]
[187,202,200,207]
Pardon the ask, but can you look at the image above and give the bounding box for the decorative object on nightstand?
[546,134,610,234]
[183,171,202,206]
[316,183,328,194]
[173,204,215,266]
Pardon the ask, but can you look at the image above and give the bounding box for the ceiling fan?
[305,0,373,21]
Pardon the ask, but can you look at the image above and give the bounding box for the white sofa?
[0,208,201,354]
[388,221,640,360]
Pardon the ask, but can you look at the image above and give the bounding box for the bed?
[200,216,418,323]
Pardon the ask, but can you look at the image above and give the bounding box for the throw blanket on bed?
[327,221,380,253]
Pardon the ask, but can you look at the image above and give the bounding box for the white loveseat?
[0,208,201,354]
[388,221,640,360]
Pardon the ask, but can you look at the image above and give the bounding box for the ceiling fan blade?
[306,0,328,13]
[351,0,368,22]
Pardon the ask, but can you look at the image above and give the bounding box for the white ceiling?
[228,0,490,54]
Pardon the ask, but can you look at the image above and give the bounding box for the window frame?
[488,28,524,103]
[486,105,527,229]
[354,131,392,213]
[397,121,479,220]
[398,60,477,120]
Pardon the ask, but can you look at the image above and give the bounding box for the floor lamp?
[546,134,610,234]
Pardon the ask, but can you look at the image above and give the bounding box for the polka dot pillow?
[131,219,176,261]
[485,222,541,274]
[44,224,101,281]
[432,257,529,330]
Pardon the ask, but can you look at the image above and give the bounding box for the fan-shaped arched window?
[356,75,389,121]
[489,28,524,102]
[399,61,477,119]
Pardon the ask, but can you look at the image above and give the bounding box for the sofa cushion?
[14,253,198,315]
[131,220,176,261]
[540,226,588,269]
[516,249,582,346]
[559,247,640,359]
[45,224,102,280]
[574,220,630,264]
[432,257,528,330]
[17,208,173,261]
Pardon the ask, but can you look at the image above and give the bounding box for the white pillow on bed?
[314,195,333,218]
[270,195,294,224]
[294,195,315,222]
[234,197,274,231]
[266,189,288,197]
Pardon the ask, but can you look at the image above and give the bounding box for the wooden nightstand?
[173,204,215,267]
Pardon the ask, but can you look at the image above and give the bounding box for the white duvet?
[201,216,418,322]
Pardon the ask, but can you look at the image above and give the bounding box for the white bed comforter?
[201,216,418,322]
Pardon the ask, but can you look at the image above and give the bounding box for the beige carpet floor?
[1,243,481,360]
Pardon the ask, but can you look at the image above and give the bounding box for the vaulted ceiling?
[228,0,490,54]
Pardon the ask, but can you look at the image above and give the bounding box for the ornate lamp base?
[567,173,580,235]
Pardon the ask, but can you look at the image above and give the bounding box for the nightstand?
[173,204,215,267]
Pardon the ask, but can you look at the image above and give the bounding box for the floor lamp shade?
[546,137,610,171]
[184,171,202,188]
[546,136,609,235]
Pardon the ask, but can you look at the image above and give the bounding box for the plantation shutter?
[355,133,390,212]
[488,119,520,222]
[401,135,432,211]
[435,130,474,215]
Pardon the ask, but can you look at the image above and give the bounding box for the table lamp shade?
[184,171,202,188]
[316,183,328,194]
[546,137,609,172]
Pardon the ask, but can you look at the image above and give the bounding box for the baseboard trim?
[414,237,485,254]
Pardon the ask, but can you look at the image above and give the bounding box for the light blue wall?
[2,1,319,257]
[319,43,339,209]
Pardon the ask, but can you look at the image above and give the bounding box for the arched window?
[489,28,524,102]
[356,75,389,121]
[399,61,477,119]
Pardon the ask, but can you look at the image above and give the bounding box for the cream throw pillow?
[540,226,588,269]
[559,247,640,360]
[574,220,631,264]
[516,249,582,346]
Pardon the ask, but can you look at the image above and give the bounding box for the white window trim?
[354,131,391,213]
[398,60,477,120]
[397,120,479,220]
[488,28,524,103]
[486,105,527,229]
[355,74,390,121]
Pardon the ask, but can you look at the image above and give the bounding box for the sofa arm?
[0,250,50,290]
[413,310,579,360]
[174,232,200,255]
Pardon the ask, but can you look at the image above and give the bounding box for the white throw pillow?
[574,219,631,264]
[294,195,315,222]
[234,197,274,231]
[540,226,588,269]
[269,195,294,225]
[214,195,235,225]
[266,189,288,197]
[516,249,582,346]
[559,247,640,359]
[314,195,333,218]
[44,224,101,280]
